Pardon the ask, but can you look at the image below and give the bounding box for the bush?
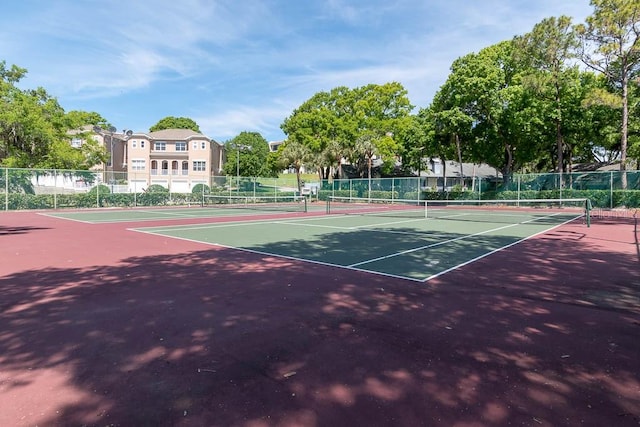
[88,184,111,195]
[146,184,169,193]
[192,184,210,194]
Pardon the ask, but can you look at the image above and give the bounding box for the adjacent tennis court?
[43,194,315,223]
[130,197,589,281]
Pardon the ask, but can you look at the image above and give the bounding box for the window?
[140,141,145,148]
[151,160,158,175]
[192,141,198,150]
[154,142,166,151]
[182,161,189,175]
[161,160,169,175]
[176,142,186,151]
[201,141,206,149]
[71,138,83,148]
[131,159,145,171]
[132,140,138,148]
[193,161,206,171]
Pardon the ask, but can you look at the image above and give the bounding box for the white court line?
[38,212,94,224]
[131,210,581,282]
[348,212,566,267]
[420,214,581,282]
[136,210,422,233]
[130,227,425,283]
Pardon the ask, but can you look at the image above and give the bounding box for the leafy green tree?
[281,82,413,179]
[222,131,270,177]
[0,62,66,168]
[396,114,433,177]
[576,0,640,185]
[1,61,109,170]
[628,81,640,167]
[281,86,358,179]
[429,41,542,183]
[516,16,579,174]
[63,110,108,130]
[150,116,201,133]
[263,150,284,178]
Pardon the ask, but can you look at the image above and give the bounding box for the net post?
[585,198,592,227]
[326,197,331,214]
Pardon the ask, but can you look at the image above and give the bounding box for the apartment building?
[124,128,224,193]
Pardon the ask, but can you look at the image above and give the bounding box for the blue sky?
[2,0,593,143]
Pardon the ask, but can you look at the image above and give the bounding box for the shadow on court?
[0,214,639,426]
[0,225,50,235]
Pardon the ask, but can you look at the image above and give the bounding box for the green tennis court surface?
[132,209,585,281]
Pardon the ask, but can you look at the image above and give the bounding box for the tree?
[0,61,109,170]
[516,16,579,175]
[321,139,347,180]
[354,132,379,183]
[63,110,108,130]
[222,131,270,178]
[576,0,640,185]
[150,116,201,133]
[281,82,413,179]
[429,41,543,183]
[396,114,433,177]
[278,139,313,193]
[1,62,56,167]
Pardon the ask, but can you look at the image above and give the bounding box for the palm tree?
[279,140,312,194]
[323,139,346,181]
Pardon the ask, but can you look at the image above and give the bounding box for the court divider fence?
[0,167,638,211]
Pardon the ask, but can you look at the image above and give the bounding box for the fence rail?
[1,168,638,211]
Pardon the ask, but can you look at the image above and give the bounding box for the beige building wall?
[124,128,223,192]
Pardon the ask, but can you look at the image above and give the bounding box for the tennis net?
[203,194,308,213]
[326,196,591,226]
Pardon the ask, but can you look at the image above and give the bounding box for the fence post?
[4,168,8,211]
[54,170,58,209]
[391,178,395,201]
[610,171,614,209]
[559,172,563,202]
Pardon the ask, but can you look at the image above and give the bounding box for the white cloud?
[2,0,595,141]
[195,104,291,142]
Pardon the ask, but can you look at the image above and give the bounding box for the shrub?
[192,184,210,194]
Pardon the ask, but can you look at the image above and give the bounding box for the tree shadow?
[0,225,50,235]
[0,221,639,426]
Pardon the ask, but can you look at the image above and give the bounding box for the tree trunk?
[295,166,302,194]
[620,73,628,189]
[455,134,464,189]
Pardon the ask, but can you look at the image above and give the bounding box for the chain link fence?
[1,167,638,210]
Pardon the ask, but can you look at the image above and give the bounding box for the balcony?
[150,168,190,176]
[149,151,189,159]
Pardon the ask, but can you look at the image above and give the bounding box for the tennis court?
[131,198,589,281]
[1,198,639,427]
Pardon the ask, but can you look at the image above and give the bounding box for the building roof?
[146,129,206,140]
[421,159,501,178]
[129,128,222,146]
